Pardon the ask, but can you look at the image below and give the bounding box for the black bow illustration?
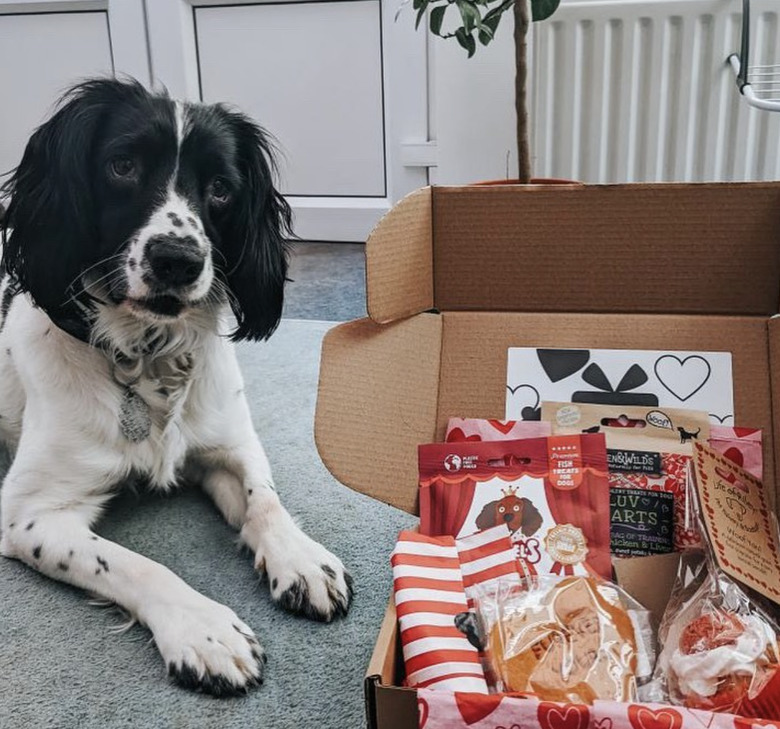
[572,363,659,406]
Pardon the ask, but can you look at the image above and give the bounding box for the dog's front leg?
[200,439,353,622]
[0,462,265,695]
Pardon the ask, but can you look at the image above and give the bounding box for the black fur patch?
[57,562,69,571]
[25,521,34,531]
[32,545,42,559]
[321,564,336,580]
[167,212,183,227]
[96,556,109,572]
[271,578,277,590]
[0,287,14,333]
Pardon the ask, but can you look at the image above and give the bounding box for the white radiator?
[531,0,780,182]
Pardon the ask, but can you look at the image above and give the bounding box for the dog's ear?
[519,498,543,536]
[219,109,292,342]
[475,500,499,530]
[1,79,138,318]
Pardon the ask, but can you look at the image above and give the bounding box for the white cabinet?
[0,0,429,241]
[0,0,148,181]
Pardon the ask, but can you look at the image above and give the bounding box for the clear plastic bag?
[651,555,780,714]
[474,575,655,703]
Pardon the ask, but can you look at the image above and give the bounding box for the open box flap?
[315,314,443,514]
[317,310,777,514]
[365,183,780,324]
[366,187,434,324]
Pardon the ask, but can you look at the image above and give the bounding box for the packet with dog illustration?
[418,434,613,580]
[543,402,711,555]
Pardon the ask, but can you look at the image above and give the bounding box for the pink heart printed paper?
[417,691,780,729]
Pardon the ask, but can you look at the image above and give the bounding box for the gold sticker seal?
[544,524,589,565]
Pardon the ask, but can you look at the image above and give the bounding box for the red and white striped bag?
[391,526,521,693]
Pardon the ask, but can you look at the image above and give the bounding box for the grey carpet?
[283,242,367,321]
[0,319,414,729]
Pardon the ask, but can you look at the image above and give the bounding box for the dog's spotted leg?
[199,444,353,622]
[241,484,353,621]
[1,468,264,696]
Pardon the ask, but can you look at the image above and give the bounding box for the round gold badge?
[544,524,589,565]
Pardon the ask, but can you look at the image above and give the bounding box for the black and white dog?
[0,78,352,696]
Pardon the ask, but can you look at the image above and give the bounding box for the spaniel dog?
[475,490,543,537]
[0,78,352,696]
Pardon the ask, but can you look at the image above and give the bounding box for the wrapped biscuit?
[475,575,654,702]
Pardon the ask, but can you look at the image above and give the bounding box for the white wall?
[429,11,518,184]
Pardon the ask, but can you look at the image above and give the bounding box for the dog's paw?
[250,524,353,622]
[146,593,265,697]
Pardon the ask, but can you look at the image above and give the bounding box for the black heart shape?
[654,355,712,402]
[521,406,541,421]
[537,349,590,383]
[709,413,733,424]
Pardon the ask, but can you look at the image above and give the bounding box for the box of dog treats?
[314,183,780,729]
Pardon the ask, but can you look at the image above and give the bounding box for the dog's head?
[0,78,291,342]
[475,493,543,537]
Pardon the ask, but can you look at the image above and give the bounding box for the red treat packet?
[418,434,612,580]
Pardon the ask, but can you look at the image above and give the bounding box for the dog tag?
[119,387,151,442]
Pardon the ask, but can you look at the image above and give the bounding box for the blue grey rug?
[0,319,413,729]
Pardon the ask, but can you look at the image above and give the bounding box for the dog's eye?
[513,505,521,512]
[109,156,137,179]
[498,506,505,513]
[209,178,231,205]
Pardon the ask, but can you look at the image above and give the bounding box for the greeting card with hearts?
[506,348,733,425]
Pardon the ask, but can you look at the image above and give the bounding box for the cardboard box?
[314,183,780,729]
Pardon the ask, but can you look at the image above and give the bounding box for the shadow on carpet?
[0,320,414,729]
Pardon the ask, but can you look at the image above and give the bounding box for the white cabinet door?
[145,0,429,242]
[0,0,149,181]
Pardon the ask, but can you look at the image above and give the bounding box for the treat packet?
[473,574,655,702]
[543,402,711,554]
[418,434,613,580]
[650,443,780,717]
[445,418,551,443]
[652,559,780,714]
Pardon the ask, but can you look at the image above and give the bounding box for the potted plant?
[411,0,561,183]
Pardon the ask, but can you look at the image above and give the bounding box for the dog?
[677,426,701,444]
[0,78,352,696]
[475,488,543,537]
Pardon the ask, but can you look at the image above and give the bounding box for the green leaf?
[430,5,447,35]
[531,0,560,21]
[456,0,481,33]
[415,4,427,29]
[482,0,513,24]
[478,26,493,45]
[455,26,476,57]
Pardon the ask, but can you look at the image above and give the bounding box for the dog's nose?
[503,513,513,523]
[147,235,205,287]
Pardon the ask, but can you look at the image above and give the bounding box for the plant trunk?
[513,0,531,183]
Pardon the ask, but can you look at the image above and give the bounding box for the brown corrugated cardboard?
[313,182,780,729]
